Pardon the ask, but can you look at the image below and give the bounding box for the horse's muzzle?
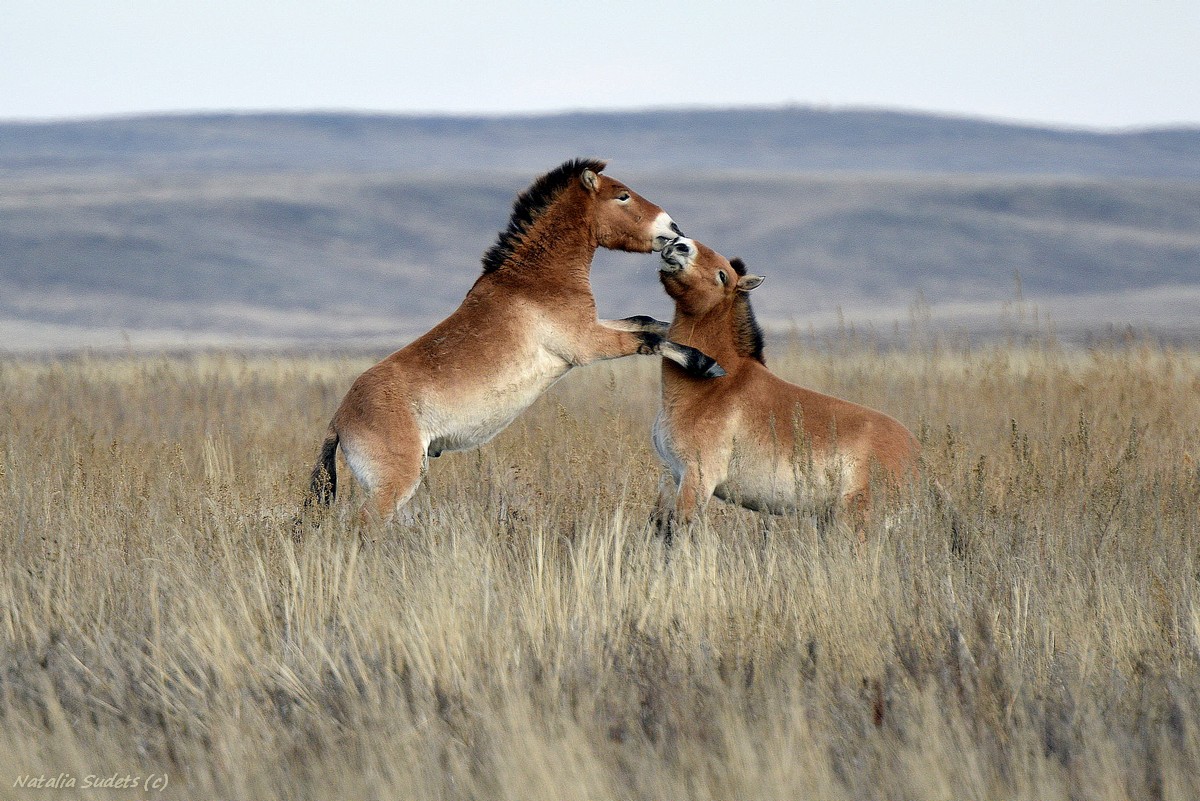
[651,218,685,251]
[658,237,691,272]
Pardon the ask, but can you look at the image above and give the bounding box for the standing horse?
[652,237,920,540]
[306,159,724,524]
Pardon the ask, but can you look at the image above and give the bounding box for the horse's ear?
[737,274,765,292]
[580,169,600,193]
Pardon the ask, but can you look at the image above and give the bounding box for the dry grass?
[2,341,1200,800]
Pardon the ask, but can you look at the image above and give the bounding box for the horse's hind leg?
[341,421,427,529]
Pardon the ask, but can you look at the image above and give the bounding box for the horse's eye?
[616,192,631,202]
[717,271,728,285]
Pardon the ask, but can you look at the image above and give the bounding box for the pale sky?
[3,0,1199,129]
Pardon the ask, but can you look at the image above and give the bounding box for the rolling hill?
[2,108,1198,351]
[5,107,1200,178]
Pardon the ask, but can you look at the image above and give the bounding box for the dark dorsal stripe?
[481,157,608,274]
[729,257,766,364]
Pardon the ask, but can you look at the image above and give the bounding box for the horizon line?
[3,102,1198,136]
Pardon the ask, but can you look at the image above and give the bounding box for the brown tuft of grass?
[2,342,1199,800]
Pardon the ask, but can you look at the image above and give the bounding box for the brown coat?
[653,237,919,535]
[307,160,722,524]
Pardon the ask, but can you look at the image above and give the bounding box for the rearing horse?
[307,159,724,524]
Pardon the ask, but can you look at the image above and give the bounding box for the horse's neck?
[495,195,597,288]
[667,307,746,378]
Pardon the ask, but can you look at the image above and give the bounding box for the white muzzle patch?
[650,212,684,251]
[659,236,697,273]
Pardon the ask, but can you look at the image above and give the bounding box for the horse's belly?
[422,346,569,454]
[715,455,849,515]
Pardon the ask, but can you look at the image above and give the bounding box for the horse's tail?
[307,426,340,508]
[931,479,966,556]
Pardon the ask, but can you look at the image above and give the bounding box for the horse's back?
[768,372,919,483]
[708,364,918,489]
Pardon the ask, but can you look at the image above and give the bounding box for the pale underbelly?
[718,452,852,515]
[420,349,570,456]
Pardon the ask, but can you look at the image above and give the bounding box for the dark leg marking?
[634,333,726,379]
[650,508,677,546]
[616,315,670,335]
[683,343,726,379]
[636,331,665,356]
[662,340,726,379]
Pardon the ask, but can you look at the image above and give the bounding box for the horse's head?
[579,165,682,253]
[659,237,764,315]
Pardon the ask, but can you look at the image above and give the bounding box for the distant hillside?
[3,107,1200,178]
[3,108,1200,351]
[4,168,1198,351]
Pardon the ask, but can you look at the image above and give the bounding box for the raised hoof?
[689,352,726,379]
[663,340,725,379]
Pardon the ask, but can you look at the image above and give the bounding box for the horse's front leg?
[674,466,708,529]
[650,473,678,543]
[579,321,725,378]
[602,315,670,337]
[673,454,729,535]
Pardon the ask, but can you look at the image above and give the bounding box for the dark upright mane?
[481,158,608,274]
[729,257,766,364]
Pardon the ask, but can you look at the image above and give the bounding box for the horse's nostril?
[670,222,683,236]
[674,243,690,253]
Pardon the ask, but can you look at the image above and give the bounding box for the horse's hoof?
[685,349,726,379]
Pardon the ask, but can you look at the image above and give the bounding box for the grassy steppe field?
[2,340,1199,800]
